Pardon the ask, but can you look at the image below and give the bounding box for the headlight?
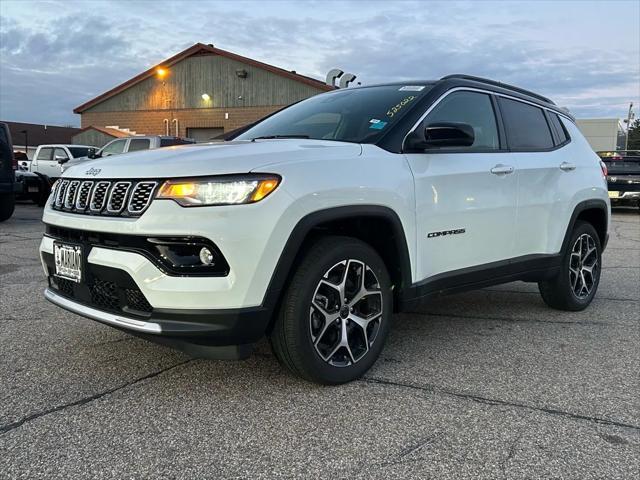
[156,174,281,206]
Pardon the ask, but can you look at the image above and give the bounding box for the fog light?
[199,247,215,265]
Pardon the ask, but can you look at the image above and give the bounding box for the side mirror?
[88,151,100,159]
[55,155,69,164]
[405,122,475,151]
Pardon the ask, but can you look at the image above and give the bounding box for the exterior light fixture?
[156,67,167,78]
[201,93,211,101]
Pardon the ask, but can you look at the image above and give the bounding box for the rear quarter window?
[548,113,570,145]
[499,98,554,150]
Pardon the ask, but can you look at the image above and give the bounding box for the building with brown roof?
[74,43,332,141]
[71,125,135,148]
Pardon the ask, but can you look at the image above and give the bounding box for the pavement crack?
[500,421,527,477]
[398,434,439,459]
[361,377,640,431]
[0,359,195,435]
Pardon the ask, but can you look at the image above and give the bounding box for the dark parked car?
[598,150,640,210]
[0,122,18,221]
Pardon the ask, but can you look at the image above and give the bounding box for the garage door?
[186,128,224,143]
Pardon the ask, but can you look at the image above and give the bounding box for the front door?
[404,90,518,281]
[33,147,57,178]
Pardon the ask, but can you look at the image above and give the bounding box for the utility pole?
[624,102,634,151]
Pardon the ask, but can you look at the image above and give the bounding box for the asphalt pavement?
[1,203,638,479]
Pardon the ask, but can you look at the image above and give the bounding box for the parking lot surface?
[1,203,638,479]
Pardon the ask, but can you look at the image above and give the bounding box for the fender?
[260,205,413,312]
[559,199,609,254]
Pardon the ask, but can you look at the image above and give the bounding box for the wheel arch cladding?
[263,205,412,330]
[562,199,609,253]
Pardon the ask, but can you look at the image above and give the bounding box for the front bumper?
[40,235,272,351]
[39,192,300,353]
[44,287,270,350]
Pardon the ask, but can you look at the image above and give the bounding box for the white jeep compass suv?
[40,75,610,384]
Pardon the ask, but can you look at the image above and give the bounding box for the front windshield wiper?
[251,134,310,141]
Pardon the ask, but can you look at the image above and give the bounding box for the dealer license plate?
[608,191,620,198]
[53,242,83,283]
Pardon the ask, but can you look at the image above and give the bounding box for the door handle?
[559,162,576,171]
[490,164,514,175]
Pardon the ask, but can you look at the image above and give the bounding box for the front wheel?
[538,220,602,311]
[270,236,392,384]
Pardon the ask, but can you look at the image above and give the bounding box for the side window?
[53,148,69,161]
[36,147,53,161]
[424,91,500,150]
[548,113,569,145]
[127,138,151,152]
[499,98,554,150]
[101,139,127,156]
[68,147,90,157]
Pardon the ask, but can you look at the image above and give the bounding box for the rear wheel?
[270,236,392,384]
[538,221,602,311]
[0,193,15,222]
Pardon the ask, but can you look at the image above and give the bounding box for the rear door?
[500,98,574,256]
[405,90,518,280]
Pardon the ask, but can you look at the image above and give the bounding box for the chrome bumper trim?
[44,288,162,333]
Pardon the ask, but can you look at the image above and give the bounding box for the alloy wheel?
[309,259,383,367]
[569,233,598,299]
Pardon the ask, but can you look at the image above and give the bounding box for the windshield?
[235,84,431,144]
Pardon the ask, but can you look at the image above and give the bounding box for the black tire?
[34,190,48,207]
[538,220,602,311]
[270,236,393,384]
[0,192,15,222]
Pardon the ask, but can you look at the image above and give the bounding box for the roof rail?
[440,74,554,105]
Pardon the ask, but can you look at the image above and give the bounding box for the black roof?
[342,74,570,120]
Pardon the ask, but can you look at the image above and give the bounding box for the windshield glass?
[235,84,431,144]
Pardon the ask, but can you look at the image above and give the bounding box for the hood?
[62,140,362,179]
[61,156,90,172]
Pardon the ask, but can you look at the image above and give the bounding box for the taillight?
[599,160,608,178]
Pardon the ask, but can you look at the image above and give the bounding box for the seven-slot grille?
[52,179,158,217]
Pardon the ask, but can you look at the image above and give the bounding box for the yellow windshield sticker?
[387,95,416,118]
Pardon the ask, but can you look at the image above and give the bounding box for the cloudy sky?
[1,0,638,126]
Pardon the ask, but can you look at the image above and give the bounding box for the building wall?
[72,130,117,147]
[84,54,324,113]
[81,105,283,137]
[576,118,623,152]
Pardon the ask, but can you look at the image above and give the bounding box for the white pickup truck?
[61,136,195,173]
[30,144,97,179]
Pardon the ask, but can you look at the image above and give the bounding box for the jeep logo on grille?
[85,167,102,176]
